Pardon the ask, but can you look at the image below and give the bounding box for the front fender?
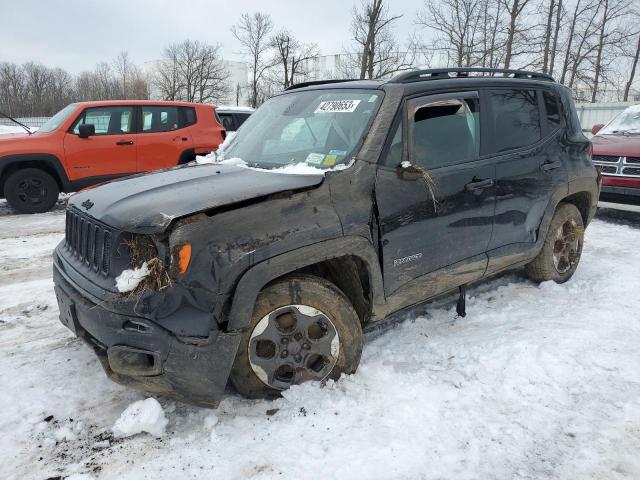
[226,235,385,331]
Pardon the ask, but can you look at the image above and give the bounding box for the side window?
[382,120,403,166]
[543,91,561,130]
[489,89,541,152]
[235,113,250,128]
[410,97,479,170]
[218,113,235,131]
[72,106,133,135]
[141,106,179,133]
[181,107,196,127]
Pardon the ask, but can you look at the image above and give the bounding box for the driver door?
[375,91,495,297]
[63,105,137,181]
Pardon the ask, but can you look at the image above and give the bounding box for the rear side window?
[410,97,480,170]
[543,91,561,130]
[235,113,250,128]
[218,113,234,131]
[181,107,196,127]
[72,106,133,135]
[141,106,179,133]
[489,89,541,152]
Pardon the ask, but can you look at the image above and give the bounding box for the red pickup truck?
[0,100,225,213]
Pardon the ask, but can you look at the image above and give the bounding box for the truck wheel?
[4,168,60,214]
[525,203,584,284]
[230,275,363,399]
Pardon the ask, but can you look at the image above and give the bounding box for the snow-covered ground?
[1,199,640,480]
[0,124,28,135]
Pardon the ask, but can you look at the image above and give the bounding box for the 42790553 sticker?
[314,100,361,114]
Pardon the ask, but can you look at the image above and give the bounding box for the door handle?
[541,160,561,172]
[173,136,188,142]
[116,140,134,146]
[465,178,494,191]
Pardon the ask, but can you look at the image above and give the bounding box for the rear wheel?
[4,168,60,214]
[230,275,363,399]
[525,203,584,283]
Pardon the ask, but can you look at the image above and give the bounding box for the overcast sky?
[0,0,422,73]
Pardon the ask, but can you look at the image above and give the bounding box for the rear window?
[141,106,179,133]
[181,107,197,127]
[489,89,541,152]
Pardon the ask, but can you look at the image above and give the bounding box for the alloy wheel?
[552,219,582,274]
[248,304,340,390]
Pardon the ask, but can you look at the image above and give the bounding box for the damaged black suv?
[53,68,599,406]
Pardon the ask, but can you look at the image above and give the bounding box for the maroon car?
[591,105,640,200]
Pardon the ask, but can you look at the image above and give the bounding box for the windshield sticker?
[368,95,378,103]
[323,155,337,166]
[314,100,361,114]
[329,149,347,156]
[305,153,325,165]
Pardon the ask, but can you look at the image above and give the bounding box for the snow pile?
[115,262,150,293]
[112,398,168,439]
[0,125,27,135]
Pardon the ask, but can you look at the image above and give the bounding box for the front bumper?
[53,248,241,407]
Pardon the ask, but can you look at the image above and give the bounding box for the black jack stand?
[456,284,467,318]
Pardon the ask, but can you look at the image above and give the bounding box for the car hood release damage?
[68,163,325,233]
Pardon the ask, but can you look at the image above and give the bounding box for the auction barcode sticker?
[314,100,361,113]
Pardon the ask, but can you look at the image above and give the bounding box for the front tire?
[525,203,584,283]
[4,168,60,214]
[230,275,363,399]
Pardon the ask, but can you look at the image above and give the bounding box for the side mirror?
[591,124,604,136]
[397,162,421,181]
[78,124,95,139]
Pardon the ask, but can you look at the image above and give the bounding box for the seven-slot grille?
[65,209,112,275]
[592,156,640,178]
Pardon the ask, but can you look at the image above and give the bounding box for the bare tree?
[154,44,181,101]
[113,51,132,99]
[478,0,507,68]
[590,0,634,102]
[0,63,27,116]
[624,32,640,100]
[548,0,564,75]
[349,0,413,79]
[416,0,484,67]
[270,29,319,89]
[502,0,538,69]
[154,40,230,103]
[231,12,274,107]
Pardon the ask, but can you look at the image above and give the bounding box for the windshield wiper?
[0,111,32,135]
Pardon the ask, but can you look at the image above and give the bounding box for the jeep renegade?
[53,68,600,406]
[1,100,225,213]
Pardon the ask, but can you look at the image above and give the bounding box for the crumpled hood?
[69,163,324,233]
[591,134,640,157]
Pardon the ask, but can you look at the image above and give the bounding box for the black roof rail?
[285,79,358,91]
[390,68,555,83]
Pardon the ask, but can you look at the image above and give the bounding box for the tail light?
[588,142,593,161]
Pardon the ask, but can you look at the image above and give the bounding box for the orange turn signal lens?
[177,243,192,274]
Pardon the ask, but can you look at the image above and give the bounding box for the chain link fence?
[0,117,51,129]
